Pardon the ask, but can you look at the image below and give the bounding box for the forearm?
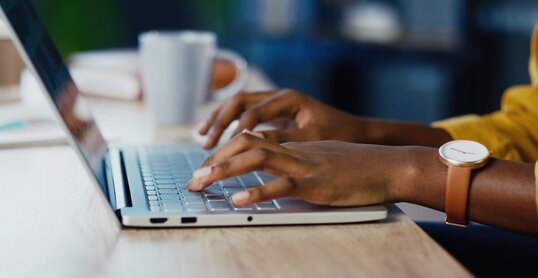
[360,119,452,148]
[394,146,538,235]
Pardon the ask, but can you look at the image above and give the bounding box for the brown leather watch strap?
[445,166,472,226]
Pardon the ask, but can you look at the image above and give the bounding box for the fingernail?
[192,167,211,179]
[186,179,195,190]
[187,180,205,191]
[242,129,265,139]
[232,191,250,204]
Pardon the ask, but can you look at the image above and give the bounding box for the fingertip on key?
[232,190,251,205]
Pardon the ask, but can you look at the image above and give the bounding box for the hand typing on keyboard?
[197,89,369,150]
[191,89,538,235]
[187,132,411,207]
[139,148,280,212]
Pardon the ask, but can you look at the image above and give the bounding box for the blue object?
[0,120,26,131]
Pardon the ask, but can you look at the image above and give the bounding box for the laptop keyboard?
[138,147,280,213]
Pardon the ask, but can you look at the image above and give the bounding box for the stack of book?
[0,17,24,103]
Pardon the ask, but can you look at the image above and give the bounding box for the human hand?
[187,132,420,206]
[198,89,368,149]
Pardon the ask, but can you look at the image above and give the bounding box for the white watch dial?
[439,140,489,165]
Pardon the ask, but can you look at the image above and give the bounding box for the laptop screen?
[0,0,109,194]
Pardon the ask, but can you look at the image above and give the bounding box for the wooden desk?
[0,74,470,277]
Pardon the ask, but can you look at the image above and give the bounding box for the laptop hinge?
[108,148,132,209]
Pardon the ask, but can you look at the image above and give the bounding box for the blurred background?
[32,0,538,123]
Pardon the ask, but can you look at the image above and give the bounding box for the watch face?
[439,140,490,167]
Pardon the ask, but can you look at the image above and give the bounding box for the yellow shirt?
[432,25,538,216]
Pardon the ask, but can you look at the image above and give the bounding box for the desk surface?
[0,73,470,277]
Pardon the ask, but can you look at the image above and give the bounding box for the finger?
[231,89,304,137]
[198,106,222,135]
[261,127,320,143]
[201,132,300,168]
[241,129,265,139]
[204,92,275,149]
[189,147,306,191]
[203,101,243,149]
[231,177,297,205]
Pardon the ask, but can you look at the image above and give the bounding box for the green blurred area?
[31,0,124,57]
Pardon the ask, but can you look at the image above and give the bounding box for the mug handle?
[212,49,248,101]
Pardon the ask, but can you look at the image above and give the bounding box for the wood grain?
[0,146,470,277]
[0,73,470,277]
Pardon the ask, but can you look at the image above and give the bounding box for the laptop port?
[150,218,168,224]
[181,217,197,224]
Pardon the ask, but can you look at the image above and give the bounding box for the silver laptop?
[0,0,387,227]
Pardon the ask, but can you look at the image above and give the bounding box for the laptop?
[0,0,387,227]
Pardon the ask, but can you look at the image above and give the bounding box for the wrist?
[350,117,382,144]
[387,146,447,206]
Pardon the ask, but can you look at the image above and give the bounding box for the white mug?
[139,31,248,125]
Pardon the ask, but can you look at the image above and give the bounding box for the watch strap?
[445,166,472,226]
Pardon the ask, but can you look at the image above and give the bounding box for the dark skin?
[189,89,538,235]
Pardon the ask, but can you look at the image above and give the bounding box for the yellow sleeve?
[531,24,538,85]
[534,162,538,220]
[432,26,538,163]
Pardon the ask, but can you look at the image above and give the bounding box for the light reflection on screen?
[0,0,109,194]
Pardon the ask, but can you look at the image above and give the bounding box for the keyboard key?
[172,171,192,177]
[256,201,277,210]
[163,204,184,212]
[164,207,183,213]
[156,184,176,189]
[232,204,256,211]
[161,199,181,204]
[156,180,175,185]
[181,191,202,198]
[147,191,157,195]
[206,183,221,190]
[221,178,240,187]
[189,155,205,168]
[148,196,158,201]
[145,186,155,191]
[239,174,262,187]
[156,179,175,184]
[150,206,160,212]
[176,182,189,189]
[203,189,223,195]
[163,202,182,208]
[205,194,226,200]
[184,197,204,204]
[155,175,174,180]
[151,171,172,175]
[158,189,178,194]
[150,162,168,166]
[224,187,243,194]
[186,203,207,211]
[149,200,159,206]
[160,194,180,200]
[144,181,155,186]
[208,201,231,211]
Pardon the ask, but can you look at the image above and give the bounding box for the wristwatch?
[438,140,490,227]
